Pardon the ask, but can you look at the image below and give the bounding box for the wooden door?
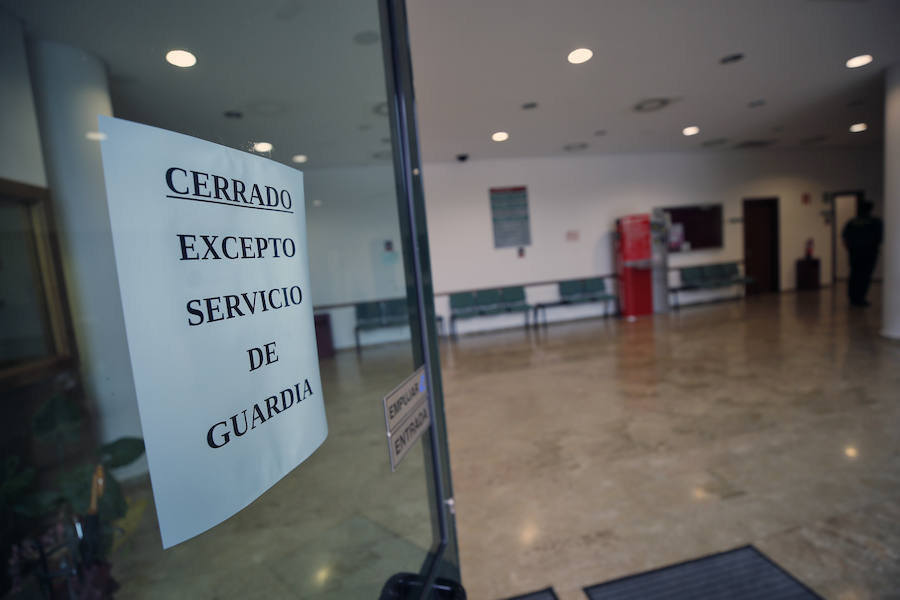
[743,198,780,294]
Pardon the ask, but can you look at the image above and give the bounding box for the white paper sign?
[98,116,327,548]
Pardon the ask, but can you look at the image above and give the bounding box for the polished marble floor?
[441,286,900,600]
[109,286,899,599]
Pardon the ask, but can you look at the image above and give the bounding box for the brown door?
[743,198,780,294]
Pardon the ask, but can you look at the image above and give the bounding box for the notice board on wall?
[98,116,327,548]
[490,186,531,248]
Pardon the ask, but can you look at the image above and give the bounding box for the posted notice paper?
[98,116,327,548]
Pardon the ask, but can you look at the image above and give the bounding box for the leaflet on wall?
[98,116,327,548]
[490,186,531,248]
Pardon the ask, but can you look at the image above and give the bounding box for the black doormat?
[583,546,822,600]
[504,587,559,600]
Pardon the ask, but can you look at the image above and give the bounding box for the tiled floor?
[111,286,900,599]
[441,287,900,600]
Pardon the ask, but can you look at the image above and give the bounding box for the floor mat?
[505,587,559,600]
[583,546,822,600]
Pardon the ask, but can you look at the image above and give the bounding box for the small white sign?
[383,366,431,470]
[98,116,327,548]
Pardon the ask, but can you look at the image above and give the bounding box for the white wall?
[305,165,412,349]
[0,10,46,187]
[305,145,882,345]
[29,40,147,478]
[419,146,881,333]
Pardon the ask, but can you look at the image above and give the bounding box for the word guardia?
[206,378,314,448]
[166,167,292,210]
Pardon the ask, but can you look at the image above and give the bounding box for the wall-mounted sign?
[383,366,430,471]
[98,117,327,548]
[490,186,531,248]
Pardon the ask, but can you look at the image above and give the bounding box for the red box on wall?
[615,214,654,318]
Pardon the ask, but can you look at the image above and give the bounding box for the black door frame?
[742,197,781,294]
[380,1,461,597]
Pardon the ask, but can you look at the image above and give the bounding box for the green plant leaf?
[99,437,145,468]
[0,456,35,505]
[56,462,94,515]
[32,394,84,445]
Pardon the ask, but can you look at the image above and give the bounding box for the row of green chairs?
[449,286,531,336]
[534,277,618,326]
[671,262,752,308]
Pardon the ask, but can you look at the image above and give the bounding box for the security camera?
[456,153,469,162]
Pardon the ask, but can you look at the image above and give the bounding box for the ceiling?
[2,0,899,168]
[407,0,900,162]
[1,0,393,169]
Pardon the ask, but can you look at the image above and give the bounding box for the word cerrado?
[166,167,292,210]
[207,377,314,448]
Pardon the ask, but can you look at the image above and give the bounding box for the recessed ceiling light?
[682,126,700,137]
[633,98,673,113]
[165,49,196,68]
[491,131,509,142]
[720,53,744,65]
[292,154,308,163]
[85,131,106,141]
[567,48,593,64]
[849,122,867,133]
[845,54,873,69]
[252,142,273,152]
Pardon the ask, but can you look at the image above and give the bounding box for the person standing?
[841,200,884,306]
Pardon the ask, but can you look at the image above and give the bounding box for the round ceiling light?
[682,126,700,137]
[720,53,744,65]
[633,98,673,113]
[252,142,273,152]
[845,54,873,69]
[491,131,509,142]
[292,154,308,163]
[165,49,196,68]
[567,48,593,64]
[849,123,867,133]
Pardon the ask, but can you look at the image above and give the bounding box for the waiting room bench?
[354,299,445,351]
[669,262,753,309]
[533,276,618,326]
[449,286,531,337]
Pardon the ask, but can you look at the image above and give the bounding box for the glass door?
[0,0,459,598]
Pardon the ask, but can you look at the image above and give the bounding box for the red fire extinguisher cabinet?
[615,214,654,318]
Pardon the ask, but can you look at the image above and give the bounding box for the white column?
[28,40,145,468]
[884,64,900,339]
